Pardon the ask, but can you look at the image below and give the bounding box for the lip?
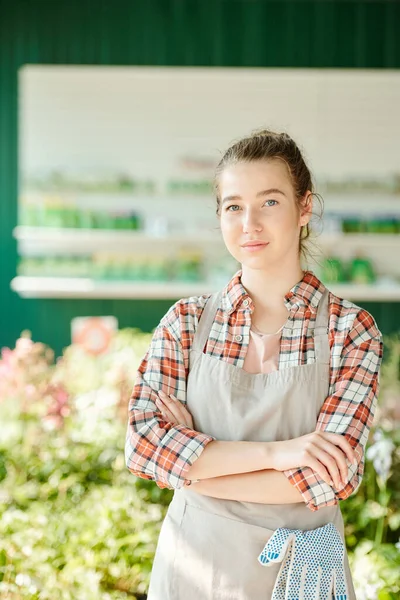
[241,241,269,252]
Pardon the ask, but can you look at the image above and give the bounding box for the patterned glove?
[258,522,348,600]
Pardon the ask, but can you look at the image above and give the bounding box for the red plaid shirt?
[125,269,383,511]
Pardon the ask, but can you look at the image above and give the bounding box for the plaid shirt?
[125,269,383,511]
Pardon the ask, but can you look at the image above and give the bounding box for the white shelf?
[13,226,400,251]
[10,277,219,299]
[318,233,400,248]
[10,276,400,301]
[13,226,222,248]
[327,283,400,301]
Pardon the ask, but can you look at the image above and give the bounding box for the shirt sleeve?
[124,302,215,490]
[283,307,384,512]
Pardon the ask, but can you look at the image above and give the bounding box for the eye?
[225,199,278,212]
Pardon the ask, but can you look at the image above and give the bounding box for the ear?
[299,192,313,226]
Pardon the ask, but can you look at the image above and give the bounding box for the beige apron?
[147,288,357,599]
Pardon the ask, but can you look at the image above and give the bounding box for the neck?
[240,263,306,312]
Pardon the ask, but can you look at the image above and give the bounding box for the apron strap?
[312,287,331,364]
[192,291,223,354]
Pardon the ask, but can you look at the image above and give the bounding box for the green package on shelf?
[20,205,41,227]
[130,213,140,230]
[62,208,79,228]
[349,257,376,284]
[77,211,95,229]
[45,207,65,228]
[342,217,365,234]
[92,212,110,229]
[321,257,347,283]
[365,216,398,234]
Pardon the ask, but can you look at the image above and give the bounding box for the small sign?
[71,316,118,355]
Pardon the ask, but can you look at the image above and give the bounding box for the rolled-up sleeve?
[125,305,215,490]
[283,308,384,512]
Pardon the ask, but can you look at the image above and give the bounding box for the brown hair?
[213,128,324,266]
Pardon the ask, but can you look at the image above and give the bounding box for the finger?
[161,392,194,428]
[158,392,193,428]
[310,446,342,489]
[302,564,321,600]
[319,569,334,600]
[333,571,349,600]
[303,455,335,486]
[318,440,349,484]
[285,557,304,600]
[271,541,293,600]
[314,439,350,485]
[298,564,309,600]
[258,528,294,566]
[155,398,178,424]
[170,395,194,428]
[332,565,348,600]
[320,432,357,466]
[158,391,182,418]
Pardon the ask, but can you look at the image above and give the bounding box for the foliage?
[0,330,399,598]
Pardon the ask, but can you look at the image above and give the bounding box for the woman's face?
[218,159,312,270]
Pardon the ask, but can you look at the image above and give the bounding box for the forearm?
[185,439,275,481]
[187,468,305,504]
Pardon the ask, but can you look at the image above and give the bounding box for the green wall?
[1,0,399,356]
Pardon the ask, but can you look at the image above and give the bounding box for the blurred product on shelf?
[341,213,400,234]
[19,199,142,230]
[22,171,156,193]
[318,173,400,194]
[13,189,400,296]
[348,255,377,284]
[363,214,400,234]
[17,248,389,289]
[17,250,207,283]
[174,250,203,282]
[19,193,400,236]
[320,253,376,284]
[313,212,400,236]
[320,257,348,283]
[17,256,92,278]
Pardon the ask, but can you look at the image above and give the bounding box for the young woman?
[125,129,383,599]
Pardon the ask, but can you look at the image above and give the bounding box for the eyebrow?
[221,188,286,205]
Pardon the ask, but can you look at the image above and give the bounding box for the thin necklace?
[251,322,285,336]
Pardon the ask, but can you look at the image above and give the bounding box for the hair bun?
[251,128,279,138]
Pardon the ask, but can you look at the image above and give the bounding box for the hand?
[154,390,194,429]
[270,431,358,489]
[258,522,348,600]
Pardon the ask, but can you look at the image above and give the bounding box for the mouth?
[241,242,269,252]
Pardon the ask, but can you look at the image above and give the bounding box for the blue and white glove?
[258,522,348,600]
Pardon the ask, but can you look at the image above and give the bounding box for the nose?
[242,209,263,234]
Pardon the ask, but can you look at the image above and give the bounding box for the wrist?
[263,440,280,470]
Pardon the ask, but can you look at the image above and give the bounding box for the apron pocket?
[173,501,283,600]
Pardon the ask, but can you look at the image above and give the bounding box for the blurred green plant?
[341,332,400,600]
[0,330,399,599]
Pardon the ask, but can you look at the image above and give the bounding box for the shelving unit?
[13,226,223,249]
[10,277,214,299]
[10,275,400,300]
[11,226,400,300]
[12,226,400,253]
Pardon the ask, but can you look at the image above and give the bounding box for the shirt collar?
[221,269,326,315]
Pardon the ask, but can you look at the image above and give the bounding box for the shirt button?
[243,298,249,307]
[235,334,243,342]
